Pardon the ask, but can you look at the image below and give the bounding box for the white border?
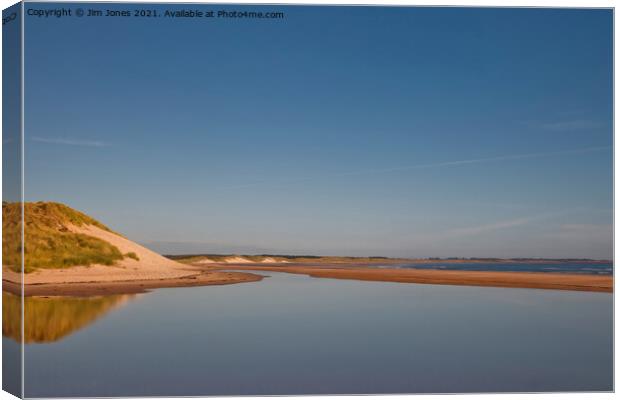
[0,1,616,400]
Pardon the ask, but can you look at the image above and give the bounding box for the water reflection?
[3,292,136,343]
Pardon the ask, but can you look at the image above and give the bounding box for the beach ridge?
[203,263,613,293]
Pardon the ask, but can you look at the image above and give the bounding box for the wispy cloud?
[408,210,572,244]
[333,146,610,176]
[545,223,613,242]
[221,146,611,190]
[541,119,605,131]
[31,136,109,147]
[432,211,571,240]
[391,213,558,251]
[442,216,539,237]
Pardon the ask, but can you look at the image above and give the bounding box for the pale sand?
[2,224,264,295]
[191,256,252,264]
[261,257,289,263]
[195,257,216,264]
[222,256,253,263]
[4,224,197,285]
[3,271,263,296]
[192,256,289,264]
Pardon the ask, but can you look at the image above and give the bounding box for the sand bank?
[203,263,613,293]
[3,270,262,296]
[4,259,611,296]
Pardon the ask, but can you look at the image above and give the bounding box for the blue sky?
[23,5,612,258]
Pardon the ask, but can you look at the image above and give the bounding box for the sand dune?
[3,222,264,295]
[191,256,290,264]
[5,224,196,285]
[1,203,269,295]
[222,256,253,264]
[194,257,217,264]
[3,222,264,291]
[261,257,289,263]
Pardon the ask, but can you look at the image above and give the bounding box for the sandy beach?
[201,263,613,293]
[3,260,612,296]
[2,269,263,296]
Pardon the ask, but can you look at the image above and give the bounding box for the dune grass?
[3,202,126,273]
[124,252,140,261]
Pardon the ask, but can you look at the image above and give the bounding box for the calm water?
[4,271,613,397]
[396,261,613,275]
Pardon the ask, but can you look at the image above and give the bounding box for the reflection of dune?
[2,292,136,343]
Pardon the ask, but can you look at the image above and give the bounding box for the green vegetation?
[125,252,140,261]
[2,202,130,273]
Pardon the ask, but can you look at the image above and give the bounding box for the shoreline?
[203,263,614,293]
[2,261,612,296]
[2,270,263,297]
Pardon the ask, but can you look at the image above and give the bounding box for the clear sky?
[23,4,613,258]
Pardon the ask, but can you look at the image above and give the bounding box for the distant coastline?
[2,203,612,296]
[172,255,613,293]
[167,253,612,265]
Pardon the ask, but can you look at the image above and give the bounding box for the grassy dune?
[3,202,133,273]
